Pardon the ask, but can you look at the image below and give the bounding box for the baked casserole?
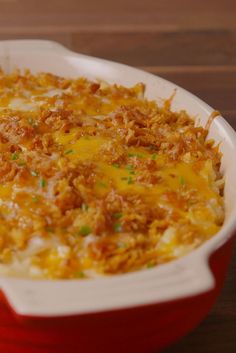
[0,69,224,279]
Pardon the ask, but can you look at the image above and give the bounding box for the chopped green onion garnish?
[125,164,133,171]
[128,153,144,158]
[78,225,91,236]
[31,170,39,177]
[125,165,136,174]
[179,176,186,185]
[75,271,86,278]
[18,161,26,166]
[151,153,157,160]
[40,178,46,188]
[114,222,122,232]
[64,149,74,155]
[147,263,155,269]
[11,152,19,160]
[127,176,134,184]
[97,181,107,188]
[113,212,123,219]
[32,196,39,203]
[112,163,120,169]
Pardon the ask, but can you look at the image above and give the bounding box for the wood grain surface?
[0,1,235,352]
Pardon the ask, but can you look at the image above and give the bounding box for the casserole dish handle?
[0,255,215,318]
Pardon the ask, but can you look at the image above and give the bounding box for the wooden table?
[0,1,235,352]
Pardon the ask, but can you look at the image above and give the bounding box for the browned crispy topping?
[0,70,224,279]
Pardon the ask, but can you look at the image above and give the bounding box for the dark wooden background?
[0,0,235,352]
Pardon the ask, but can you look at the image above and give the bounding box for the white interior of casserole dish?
[0,40,236,317]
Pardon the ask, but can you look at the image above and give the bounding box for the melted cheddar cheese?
[0,69,224,279]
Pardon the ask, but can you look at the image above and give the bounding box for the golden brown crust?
[0,70,224,279]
